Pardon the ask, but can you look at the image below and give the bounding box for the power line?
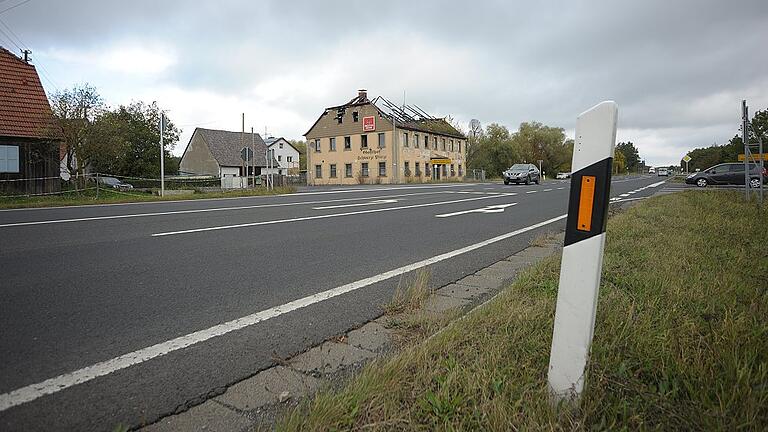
[0,0,32,15]
[0,16,60,91]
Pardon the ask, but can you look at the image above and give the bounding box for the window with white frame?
[0,145,20,173]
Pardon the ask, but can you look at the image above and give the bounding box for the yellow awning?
[430,158,451,164]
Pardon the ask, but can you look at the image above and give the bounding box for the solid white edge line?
[152,194,517,237]
[0,213,567,412]
[0,191,448,228]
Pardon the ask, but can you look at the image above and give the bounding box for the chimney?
[357,89,367,101]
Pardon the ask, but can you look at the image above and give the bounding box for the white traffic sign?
[434,203,517,218]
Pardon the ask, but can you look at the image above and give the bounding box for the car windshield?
[101,177,120,186]
[509,164,529,172]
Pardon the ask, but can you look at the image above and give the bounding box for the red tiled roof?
[0,47,62,140]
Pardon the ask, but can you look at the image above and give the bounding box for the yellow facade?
[305,93,466,186]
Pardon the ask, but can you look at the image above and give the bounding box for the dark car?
[503,163,540,185]
[685,163,767,188]
[98,176,134,190]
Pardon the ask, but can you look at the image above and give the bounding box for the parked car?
[98,176,134,190]
[657,167,669,176]
[685,163,768,188]
[556,172,570,179]
[503,163,540,185]
[648,167,656,174]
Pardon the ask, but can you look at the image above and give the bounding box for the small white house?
[264,137,300,175]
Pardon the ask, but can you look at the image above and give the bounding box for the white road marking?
[0,213,567,412]
[620,193,630,197]
[0,192,447,228]
[628,191,637,194]
[526,191,537,194]
[0,183,479,213]
[557,187,565,190]
[647,180,666,188]
[544,188,553,192]
[312,199,398,210]
[435,203,517,218]
[152,194,517,237]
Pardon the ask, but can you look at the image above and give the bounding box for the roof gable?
[0,47,62,140]
[193,127,277,167]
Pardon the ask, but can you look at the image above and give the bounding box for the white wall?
[268,138,300,175]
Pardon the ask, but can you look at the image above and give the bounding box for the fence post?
[96,172,100,199]
[547,101,618,404]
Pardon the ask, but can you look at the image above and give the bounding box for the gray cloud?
[3,0,767,165]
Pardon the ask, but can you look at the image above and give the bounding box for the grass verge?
[278,190,768,431]
[0,186,297,209]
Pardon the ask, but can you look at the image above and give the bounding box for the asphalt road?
[0,175,666,430]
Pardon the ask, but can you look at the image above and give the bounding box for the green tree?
[89,101,180,178]
[616,141,640,170]
[290,140,307,171]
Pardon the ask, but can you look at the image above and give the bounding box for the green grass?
[278,191,768,431]
[0,186,297,209]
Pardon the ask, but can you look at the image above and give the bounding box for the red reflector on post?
[577,176,596,231]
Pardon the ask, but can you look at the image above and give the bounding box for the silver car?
[503,164,540,185]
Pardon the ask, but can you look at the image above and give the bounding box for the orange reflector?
[577,176,596,231]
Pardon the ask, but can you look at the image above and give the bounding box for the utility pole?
[241,113,245,189]
[159,111,165,197]
[742,101,749,201]
[251,127,255,188]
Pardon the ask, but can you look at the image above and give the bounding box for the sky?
[1,0,766,166]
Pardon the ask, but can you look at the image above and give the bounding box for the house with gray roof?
[264,136,300,175]
[179,128,278,178]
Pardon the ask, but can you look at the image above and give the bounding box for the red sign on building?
[362,115,376,132]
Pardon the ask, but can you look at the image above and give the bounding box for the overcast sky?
[2,0,767,165]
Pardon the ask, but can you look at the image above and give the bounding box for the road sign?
[548,101,617,403]
[682,155,691,163]
[363,116,376,132]
[241,147,253,162]
[738,154,767,161]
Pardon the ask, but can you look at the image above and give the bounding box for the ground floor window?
[378,161,386,177]
[450,164,455,176]
[315,164,322,178]
[0,145,19,173]
[459,164,463,176]
[330,164,337,178]
[415,162,421,176]
[362,162,369,177]
[345,163,352,177]
[404,161,410,176]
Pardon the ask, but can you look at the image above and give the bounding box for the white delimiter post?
[548,101,618,403]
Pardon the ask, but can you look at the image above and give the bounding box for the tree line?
[52,83,181,181]
[466,121,644,176]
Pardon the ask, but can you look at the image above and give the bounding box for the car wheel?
[504,179,509,185]
[535,177,540,185]
[749,178,761,189]
[525,176,530,185]
[696,178,708,187]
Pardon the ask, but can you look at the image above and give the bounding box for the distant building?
[304,89,466,185]
[264,136,300,175]
[0,47,62,195]
[179,127,278,178]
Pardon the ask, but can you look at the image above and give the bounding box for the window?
[729,164,745,172]
[442,138,446,151]
[378,133,385,148]
[403,132,409,147]
[330,137,336,151]
[287,156,293,162]
[458,141,462,153]
[0,145,20,173]
[414,134,419,148]
[314,139,321,152]
[459,164,463,176]
[315,164,322,178]
[361,134,368,149]
[404,161,410,176]
[433,137,438,150]
[353,111,359,122]
[362,162,369,177]
[425,163,430,176]
[345,163,353,177]
[450,140,454,152]
[711,165,730,174]
[344,136,351,150]
[450,164,455,176]
[330,164,337,178]
[279,142,284,149]
[278,155,282,162]
[424,135,428,148]
[379,161,386,176]
[415,162,421,176]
